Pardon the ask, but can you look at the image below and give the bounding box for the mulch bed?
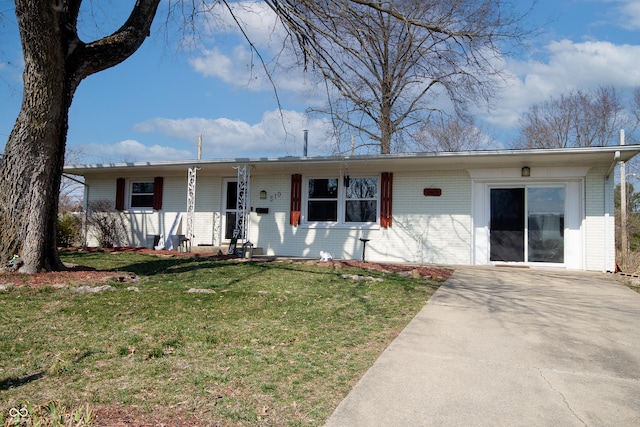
[0,247,452,288]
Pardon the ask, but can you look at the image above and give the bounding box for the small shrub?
[56,212,82,247]
[86,200,126,248]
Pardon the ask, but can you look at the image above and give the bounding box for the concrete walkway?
[324,267,640,426]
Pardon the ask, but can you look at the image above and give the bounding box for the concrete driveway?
[324,267,640,426]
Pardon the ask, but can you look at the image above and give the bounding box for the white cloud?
[191,1,317,96]
[134,110,333,158]
[479,39,640,129]
[200,1,284,44]
[189,44,314,94]
[77,139,193,164]
[615,0,640,30]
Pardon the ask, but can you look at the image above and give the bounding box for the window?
[115,177,163,211]
[130,182,155,208]
[304,176,379,225]
[307,178,338,222]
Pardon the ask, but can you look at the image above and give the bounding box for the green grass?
[0,251,445,426]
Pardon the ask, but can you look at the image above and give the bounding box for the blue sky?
[1,0,640,163]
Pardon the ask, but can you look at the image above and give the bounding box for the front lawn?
[0,251,448,426]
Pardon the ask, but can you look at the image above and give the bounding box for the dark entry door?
[490,188,525,262]
[223,180,237,241]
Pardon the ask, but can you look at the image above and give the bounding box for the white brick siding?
[584,167,615,271]
[82,161,616,271]
[245,170,472,264]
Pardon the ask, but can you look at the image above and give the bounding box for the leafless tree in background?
[59,147,85,213]
[414,114,499,152]
[266,0,531,154]
[514,86,639,148]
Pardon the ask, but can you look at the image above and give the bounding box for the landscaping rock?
[75,285,116,293]
[341,274,384,282]
[187,288,217,294]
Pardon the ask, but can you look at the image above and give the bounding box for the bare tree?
[266,0,530,154]
[414,114,499,152]
[514,86,636,149]
[0,0,528,272]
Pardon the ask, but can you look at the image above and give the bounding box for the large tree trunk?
[0,1,71,272]
[0,0,160,273]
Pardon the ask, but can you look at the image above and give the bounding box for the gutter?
[603,150,620,272]
[605,150,620,179]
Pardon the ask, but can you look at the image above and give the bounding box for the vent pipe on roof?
[303,129,309,157]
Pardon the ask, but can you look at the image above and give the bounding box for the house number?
[270,191,282,202]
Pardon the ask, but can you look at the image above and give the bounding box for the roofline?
[63,145,640,175]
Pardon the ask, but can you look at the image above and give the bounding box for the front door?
[221,179,237,242]
[490,186,565,264]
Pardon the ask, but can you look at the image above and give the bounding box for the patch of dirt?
[92,405,215,427]
[280,258,452,281]
[0,267,135,289]
[331,259,452,280]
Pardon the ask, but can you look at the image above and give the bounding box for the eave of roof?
[63,145,640,176]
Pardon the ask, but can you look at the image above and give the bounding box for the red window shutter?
[290,174,302,226]
[153,177,164,210]
[115,178,125,211]
[380,172,393,228]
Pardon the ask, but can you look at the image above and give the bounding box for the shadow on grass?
[0,371,45,391]
[61,250,346,279]
[0,350,99,391]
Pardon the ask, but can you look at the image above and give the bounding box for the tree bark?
[0,0,160,273]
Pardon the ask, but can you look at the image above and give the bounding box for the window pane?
[226,181,237,210]
[308,179,338,199]
[131,194,154,208]
[346,200,377,222]
[308,200,338,221]
[528,187,564,263]
[346,178,377,199]
[132,182,154,194]
[225,212,237,240]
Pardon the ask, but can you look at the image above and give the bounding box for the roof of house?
[64,145,640,177]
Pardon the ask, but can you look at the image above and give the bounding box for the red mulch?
[1,248,452,288]
[331,259,452,280]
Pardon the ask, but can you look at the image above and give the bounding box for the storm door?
[222,180,237,241]
[490,186,565,264]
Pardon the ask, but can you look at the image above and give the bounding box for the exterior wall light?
[260,190,267,199]
[521,166,531,177]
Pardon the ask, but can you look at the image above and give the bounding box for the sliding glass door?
[490,186,565,264]
[490,188,525,262]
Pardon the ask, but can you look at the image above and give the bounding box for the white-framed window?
[307,178,339,222]
[304,175,379,225]
[130,181,155,209]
